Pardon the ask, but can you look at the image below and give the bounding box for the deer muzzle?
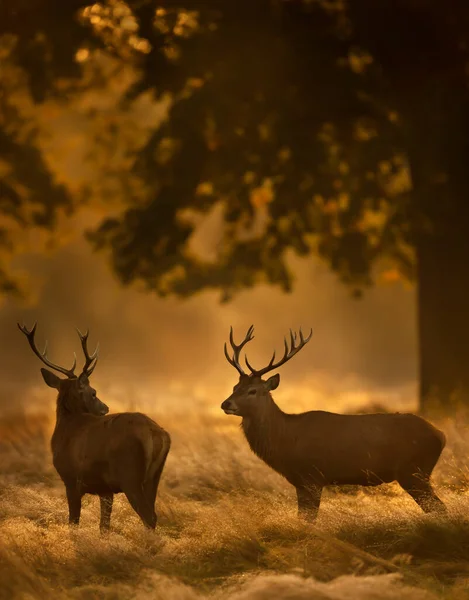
[97,399,109,416]
[221,398,239,415]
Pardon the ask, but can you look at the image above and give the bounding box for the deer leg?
[99,494,114,533]
[65,486,82,526]
[142,480,159,529]
[296,484,323,522]
[123,487,157,529]
[115,439,158,529]
[119,466,157,529]
[142,473,161,523]
[398,473,446,514]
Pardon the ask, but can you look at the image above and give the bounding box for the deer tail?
[144,428,171,483]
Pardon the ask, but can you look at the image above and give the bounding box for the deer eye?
[248,389,257,395]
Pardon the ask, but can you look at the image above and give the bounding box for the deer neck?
[52,394,78,443]
[55,392,72,421]
[241,395,287,466]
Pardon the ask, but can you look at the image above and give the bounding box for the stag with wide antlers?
[18,323,171,531]
[222,326,446,520]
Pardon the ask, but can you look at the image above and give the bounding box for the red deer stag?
[221,326,446,520]
[18,323,171,531]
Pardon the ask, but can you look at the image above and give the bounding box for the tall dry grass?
[2,409,469,599]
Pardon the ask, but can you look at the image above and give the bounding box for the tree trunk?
[405,80,469,415]
[416,223,469,414]
[346,0,469,414]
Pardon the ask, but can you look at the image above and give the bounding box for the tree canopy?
[1,0,422,300]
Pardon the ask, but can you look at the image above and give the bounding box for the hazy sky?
[0,229,417,417]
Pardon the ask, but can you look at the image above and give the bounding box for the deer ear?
[78,372,89,387]
[40,368,62,389]
[264,373,280,391]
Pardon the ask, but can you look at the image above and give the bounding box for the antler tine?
[245,349,277,374]
[17,322,77,378]
[245,327,313,377]
[224,339,241,372]
[299,327,310,345]
[76,328,99,377]
[224,325,255,375]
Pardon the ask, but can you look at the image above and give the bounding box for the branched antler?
[18,323,100,379]
[17,322,77,378]
[224,325,255,375]
[76,328,99,377]
[245,327,313,377]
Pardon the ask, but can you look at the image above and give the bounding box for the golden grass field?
[2,407,469,599]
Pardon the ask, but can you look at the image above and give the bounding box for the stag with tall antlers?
[222,326,446,520]
[18,323,171,531]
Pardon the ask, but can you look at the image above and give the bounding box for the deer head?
[221,325,312,416]
[18,323,108,416]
